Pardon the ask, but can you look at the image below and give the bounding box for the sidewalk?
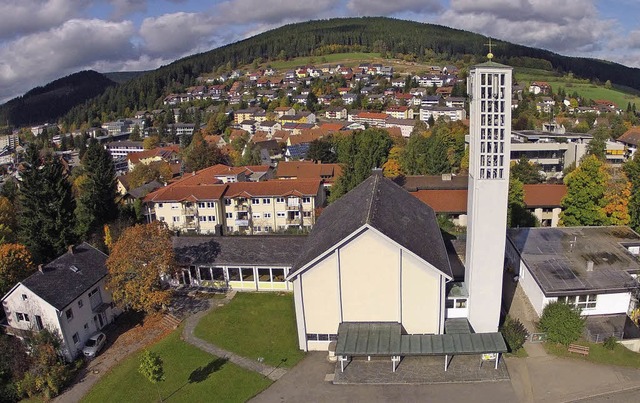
[181,290,288,381]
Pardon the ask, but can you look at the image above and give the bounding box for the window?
[272,268,285,282]
[16,312,25,322]
[558,295,597,310]
[171,204,179,209]
[226,213,233,219]
[253,213,262,219]
[276,197,285,203]
[224,199,232,205]
[207,202,214,208]
[208,216,215,222]
[228,268,241,281]
[264,213,271,218]
[242,268,254,281]
[198,202,206,208]
[78,299,83,308]
[199,216,207,222]
[157,203,163,208]
[173,216,179,222]
[302,197,311,204]
[159,216,165,222]
[303,211,312,218]
[265,226,273,232]
[66,308,74,321]
[252,198,260,205]
[212,267,225,281]
[199,267,212,281]
[72,332,79,344]
[254,226,262,232]
[258,268,271,281]
[306,333,337,342]
[277,212,286,218]
[262,198,271,204]
[21,294,27,301]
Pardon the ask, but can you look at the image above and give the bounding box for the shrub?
[500,315,528,352]
[538,301,585,345]
[603,336,617,350]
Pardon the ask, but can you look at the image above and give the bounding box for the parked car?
[82,332,106,358]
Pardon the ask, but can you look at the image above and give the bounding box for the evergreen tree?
[18,145,77,264]
[182,131,228,171]
[560,155,609,226]
[623,153,640,232]
[75,141,118,239]
[511,156,544,184]
[307,138,337,162]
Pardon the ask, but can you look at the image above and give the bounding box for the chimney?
[38,264,44,273]
[586,260,594,272]
[68,245,75,255]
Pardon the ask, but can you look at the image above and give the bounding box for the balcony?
[286,204,300,211]
[234,204,249,212]
[235,219,250,227]
[182,206,197,215]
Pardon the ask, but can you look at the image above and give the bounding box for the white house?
[1,243,120,361]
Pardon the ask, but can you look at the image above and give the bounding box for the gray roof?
[507,226,640,296]
[172,236,307,267]
[291,171,452,277]
[395,174,468,191]
[127,180,163,199]
[20,243,108,310]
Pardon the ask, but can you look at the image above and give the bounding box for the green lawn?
[544,341,640,368]
[194,292,305,368]
[82,329,272,403]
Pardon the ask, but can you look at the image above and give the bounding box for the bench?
[568,344,590,356]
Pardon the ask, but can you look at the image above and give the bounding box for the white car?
[82,332,106,358]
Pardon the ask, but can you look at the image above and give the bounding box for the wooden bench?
[568,344,590,356]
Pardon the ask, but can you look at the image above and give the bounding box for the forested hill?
[20,17,640,126]
[0,70,116,127]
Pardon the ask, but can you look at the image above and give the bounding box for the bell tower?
[465,47,513,333]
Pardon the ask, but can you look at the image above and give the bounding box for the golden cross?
[485,38,494,60]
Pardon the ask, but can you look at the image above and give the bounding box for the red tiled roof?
[410,189,468,213]
[145,184,227,203]
[355,112,390,120]
[224,179,322,198]
[523,184,567,208]
[319,123,346,132]
[276,161,342,182]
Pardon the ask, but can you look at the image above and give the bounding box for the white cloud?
[108,0,147,19]
[139,12,221,57]
[0,19,136,100]
[346,0,441,16]
[0,0,89,40]
[214,0,339,25]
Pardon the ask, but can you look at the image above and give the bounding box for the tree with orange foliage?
[0,243,35,296]
[603,173,631,225]
[383,145,403,177]
[106,222,175,313]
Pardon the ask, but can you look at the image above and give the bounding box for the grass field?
[544,341,640,368]
[194,292,305,368]
[82,329,272,403]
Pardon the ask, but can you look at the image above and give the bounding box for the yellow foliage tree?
[0,243,35,295]
[383,145,404,177]
[106,222,175,313]
[603,173,631,225]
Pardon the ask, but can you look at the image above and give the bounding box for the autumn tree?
[17,330,70,399]
[624,153,640,232]
[383,145,403,177]
[75,141,118,239]
[0,244,34,296]
[603,173,631,225]
[143,136,160,150]
[106,222,175,313]
[182,131,228,171]
[18,145,77,264]
[128,161,174,189]
[560,155,609,226]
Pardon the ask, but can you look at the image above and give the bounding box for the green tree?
[0,196,17,244]
[18,145,77,264]
[510,156,544,184]
[75,141,118,239]
[508,178,538,228]
[306,138,337,163]
[587,126,610,160]
[538,301,585,345]
[139,350,165,402]
[17,330,70,399]
[560,155,609,226]
[129,124,142,141]
[623,153,640,232]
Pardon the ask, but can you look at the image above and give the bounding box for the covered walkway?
[335,321,507,373]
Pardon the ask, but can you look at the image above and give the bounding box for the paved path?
[181,290,288,381]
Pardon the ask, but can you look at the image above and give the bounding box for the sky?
[1,0,640,103]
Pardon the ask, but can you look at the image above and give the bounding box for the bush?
[603,336,618,350]
[538,301,585,345]
[500,315,528,352]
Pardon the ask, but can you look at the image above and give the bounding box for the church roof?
[290,170,452,277]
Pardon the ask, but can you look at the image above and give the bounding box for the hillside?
[0,70,116,127]
[103,71,149,84]
[3,17,639,127]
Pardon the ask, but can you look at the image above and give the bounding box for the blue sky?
[1,0,639,104]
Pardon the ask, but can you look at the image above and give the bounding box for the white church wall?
[340,229,400,323]
[401,250,441,334]
[518,261,547,317]
[300,252,341,336]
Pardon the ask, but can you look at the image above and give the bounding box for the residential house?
[420,106,466,122]
[127,145,180,171]
[275,161,343,186]
[528,81,551,95]
[384,106,414,120]
[385,118,417,138]
[325,107,348,120]
[234,107,264,124]
[617,127,640,158]
[1,243,120,361]
[106,141,144,160]
[352,112,390,128]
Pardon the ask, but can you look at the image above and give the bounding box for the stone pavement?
[181,290,288,381]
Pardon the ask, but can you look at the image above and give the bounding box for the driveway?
[250,352,518,403]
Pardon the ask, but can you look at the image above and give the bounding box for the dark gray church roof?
[172,235,307,267]
[21,243,108,311]
[507,226,640,296]
[291,171,452,277]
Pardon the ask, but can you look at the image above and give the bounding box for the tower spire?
[485,38,494,60]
